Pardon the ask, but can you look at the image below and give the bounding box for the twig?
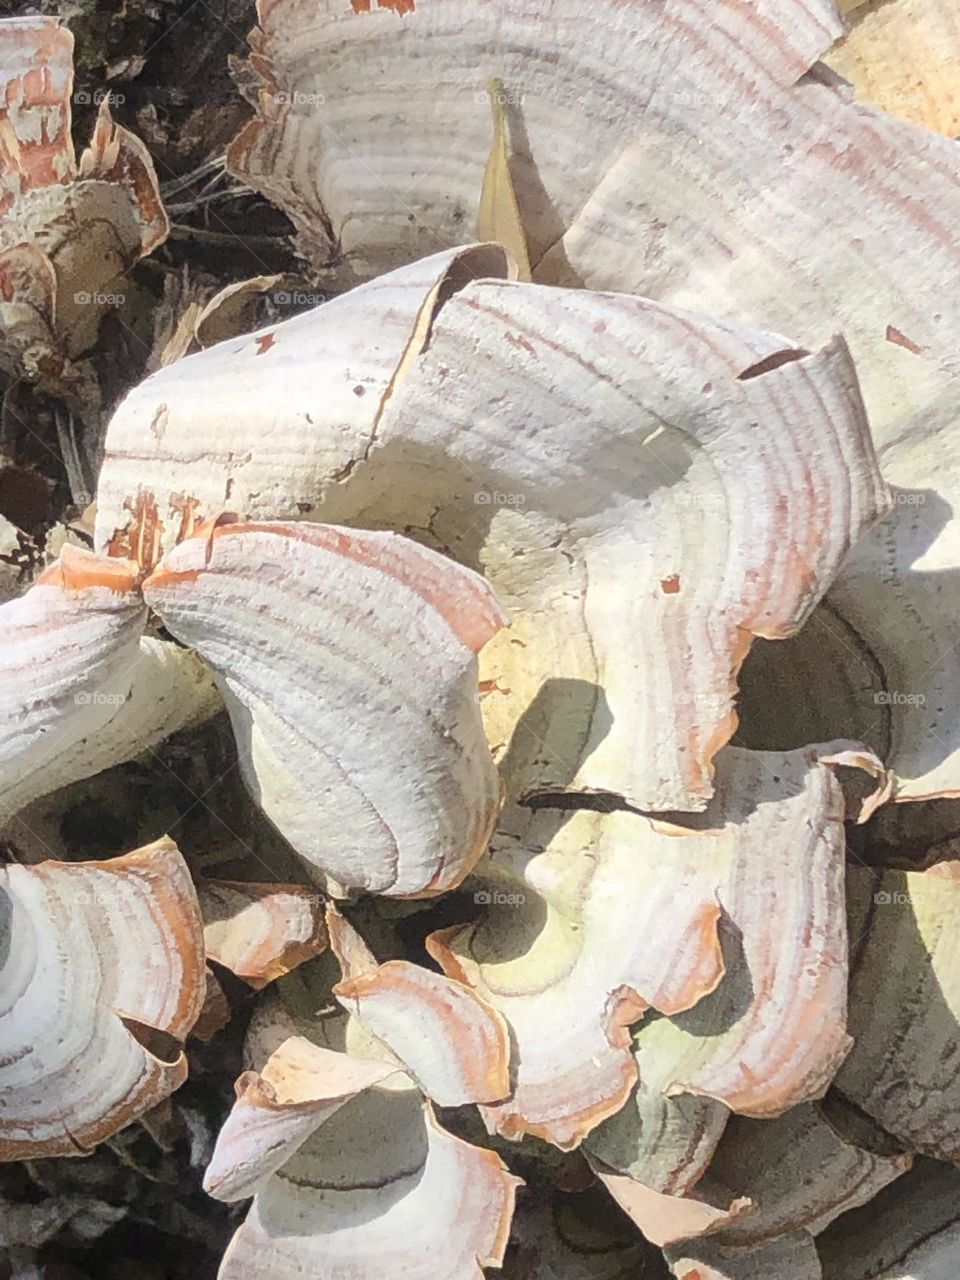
[169,224,292,251]
[159,156,226,199]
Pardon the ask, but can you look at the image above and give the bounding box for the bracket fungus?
[205,1004,520,1280]
[0,16,167,407]
[0,545,219,820]
[596,1101,910,1254]
[142,518,507,896]
[199,879,330,988]
[836,863,960,1162]
[224,0,845,283]
[429,744,888,1154]
[97,247,892,816]
[502,1187,659,1279]
[817,1159,960,1279]
[0,837,205,1159]
[221,0,960,813]
[327,902,512,1107]
[2,0,959,1275]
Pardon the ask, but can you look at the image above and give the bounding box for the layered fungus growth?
[1,4,959,1279]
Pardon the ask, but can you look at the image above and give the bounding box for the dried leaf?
[148,267,219,371]
[477,80,531,281]
[193,275,283,349]
[0,836,205,1159]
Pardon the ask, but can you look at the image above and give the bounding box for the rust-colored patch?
[660,573,681,594]
[886,324,924,355]
[37,544,140,593]
[505,331,537,358]
[255,332,276,355]
[144,512,241,590]
[351,0,415,11]
[105,491,164,575]
[425,925,474,987]
[479,678,512,696]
